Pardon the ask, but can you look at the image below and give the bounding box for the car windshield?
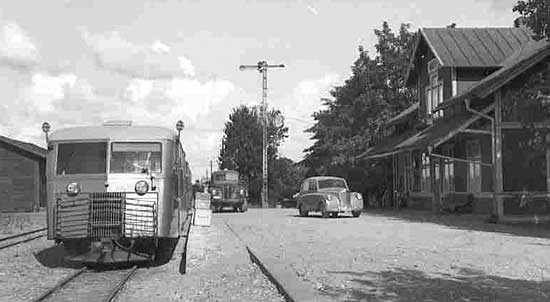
[110,142,162,173]
[56,142,107,175]
[317,179,347,189]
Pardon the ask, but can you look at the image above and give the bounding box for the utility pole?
[239,61,285,208]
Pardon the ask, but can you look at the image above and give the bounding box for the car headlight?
[239,189,244,195]
[326,195,333,201]
[355,193,363,200]
[212,189,217,195]
[135,180,149,195]
[66,182,81,196]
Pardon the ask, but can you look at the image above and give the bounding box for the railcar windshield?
[56,142,107,175]
[317,179,347,189]
[110,142,162,173]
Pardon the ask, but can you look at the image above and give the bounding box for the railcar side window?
[110,142,162,173]
[56,142,107,175]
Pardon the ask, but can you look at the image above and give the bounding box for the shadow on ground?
[366,209,550,239]
[322,267,550,302]
[287,214,355,219]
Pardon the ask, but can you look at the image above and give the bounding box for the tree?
[302,22,416,195]
[513,0,550,40]
[219,105,288,204]
[268,157,307,204]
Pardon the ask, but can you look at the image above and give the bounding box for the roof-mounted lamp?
[41,122,51,145]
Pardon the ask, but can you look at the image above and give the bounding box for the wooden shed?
[0,135,46,212]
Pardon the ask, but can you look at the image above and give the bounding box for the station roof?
[406,27,533,85]
[437,38,550,110]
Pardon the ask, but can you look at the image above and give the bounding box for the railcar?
[209,170,248,212]
[41,120,193,265]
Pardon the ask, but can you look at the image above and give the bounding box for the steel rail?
[32,267,87,302]
[32,265,138,302]
[0,234,46,250]
[0,227,46,243]
[104,265,138,302]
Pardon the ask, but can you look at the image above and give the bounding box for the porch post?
[430,155,439,213]
[546,134,550,193]
[494,89,504,219]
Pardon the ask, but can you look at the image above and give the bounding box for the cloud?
[0,21,40,70]
[82,30,195,79]
[306,5,319,16]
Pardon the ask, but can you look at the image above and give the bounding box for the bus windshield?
[110,142,162,173]
[57,142,107,175]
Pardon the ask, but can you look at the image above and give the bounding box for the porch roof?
[384,102,419,128]
[357,128,421,160]
[395,112,480,151]
[359,107,490,160]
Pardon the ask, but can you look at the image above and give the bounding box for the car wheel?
[299,206,309,217]
[330,212,338,218]
[352,210,361,218]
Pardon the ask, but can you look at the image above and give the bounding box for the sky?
[0,0,520,179]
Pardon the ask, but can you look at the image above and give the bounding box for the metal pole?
[261,63,268,208]
[239,61,284,209]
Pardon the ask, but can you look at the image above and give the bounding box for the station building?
[359,27,550,221]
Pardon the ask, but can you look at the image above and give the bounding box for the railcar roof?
[49,125,176,141]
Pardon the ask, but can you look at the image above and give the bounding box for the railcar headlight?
[135,180,149,195]
[66,182,80,196]
[355,193,363,200]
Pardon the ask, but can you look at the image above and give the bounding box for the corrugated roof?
[438,39,550,109]
[406,27,533,85]
[422,27,532,67]
[50,125,176,141]
[0,135,46,159]
[384,103,419,128]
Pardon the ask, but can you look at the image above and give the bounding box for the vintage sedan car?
[296,176,363,218]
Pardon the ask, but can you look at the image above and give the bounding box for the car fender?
[350,192,364,210]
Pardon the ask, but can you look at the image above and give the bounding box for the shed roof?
[49,125,176,141]
[0,135,46,159]
[437,38,550,109]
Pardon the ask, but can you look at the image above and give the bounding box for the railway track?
[0,227,47,250]
[33,265,138,302]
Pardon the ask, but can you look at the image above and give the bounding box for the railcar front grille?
[55,192,158,240]
[89,192,124,239]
